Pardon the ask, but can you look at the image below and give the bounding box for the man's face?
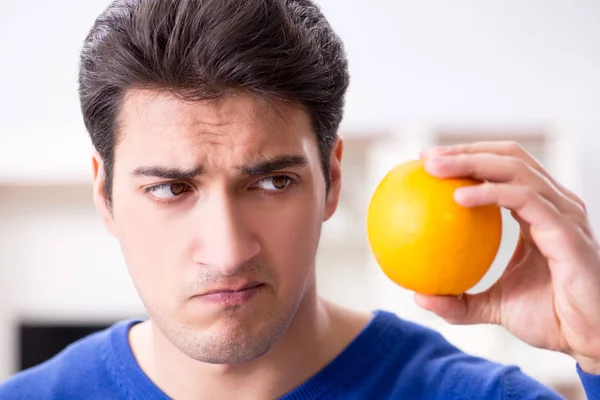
[93,90,342,364]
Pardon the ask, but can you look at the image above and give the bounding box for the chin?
[169,307,293,365]
[181,322,276,364]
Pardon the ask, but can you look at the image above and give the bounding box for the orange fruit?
[366,158,502,295]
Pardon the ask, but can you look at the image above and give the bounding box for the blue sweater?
[1,310,598,399]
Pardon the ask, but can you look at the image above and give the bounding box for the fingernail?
[431,146,455,154]
[424,156,450,174]
[453,187,475,205]
[421,146,444,157]
[428,155,451,165]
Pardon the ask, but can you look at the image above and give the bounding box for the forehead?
[115,89,317,170]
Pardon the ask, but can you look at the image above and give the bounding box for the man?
[1,0,599,398]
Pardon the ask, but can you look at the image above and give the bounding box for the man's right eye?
[145,183,191,200]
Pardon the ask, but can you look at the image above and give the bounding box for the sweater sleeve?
[503,367,565,400]
[577,363,600,399]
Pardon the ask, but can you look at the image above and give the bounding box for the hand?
[414,141,600,374]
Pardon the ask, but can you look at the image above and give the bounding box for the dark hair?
[78,0,349,205]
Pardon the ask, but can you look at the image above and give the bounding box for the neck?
[129,285,370,400]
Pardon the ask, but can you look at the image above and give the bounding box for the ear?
[92,153,117,237]
[323,136,343,222]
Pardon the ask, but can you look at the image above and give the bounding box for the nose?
[192,191,260,275]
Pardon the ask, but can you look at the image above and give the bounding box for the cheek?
[110,187,188,303]
[252,194,323,291]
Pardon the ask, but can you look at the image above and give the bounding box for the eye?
[146,182,191,200]
[254,176,295,192]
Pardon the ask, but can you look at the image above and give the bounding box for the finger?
[423,141,587,215]
[425,153,585,225]
[414,292,500,325]
[455,182,587,262]
[425,152,529,182]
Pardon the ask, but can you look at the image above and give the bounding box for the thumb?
[414,292,500,325]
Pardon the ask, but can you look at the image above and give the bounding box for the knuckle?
[513,159,544,187]
[454,153,469,163]
[517,185,537,201]
[561,187,587,215]
[574,197,588,215]
[508,156,529,174]
[502,140,524,155]
[572,199,587,216]
[480,182,497,197]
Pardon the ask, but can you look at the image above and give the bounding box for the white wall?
[1,0,599,395]
[321,0,600,125]
[0,185,146,378]
[3,0,599,140]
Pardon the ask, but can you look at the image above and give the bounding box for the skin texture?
[91,90,370,399]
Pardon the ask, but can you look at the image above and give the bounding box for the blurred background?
[1,1,600,399]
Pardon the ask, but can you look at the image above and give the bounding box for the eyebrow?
[131,165,205,181]
[239,155,309,175]
[130,155,309,180]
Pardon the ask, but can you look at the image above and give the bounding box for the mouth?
[194,282,265,305]
[201,281,264,295]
